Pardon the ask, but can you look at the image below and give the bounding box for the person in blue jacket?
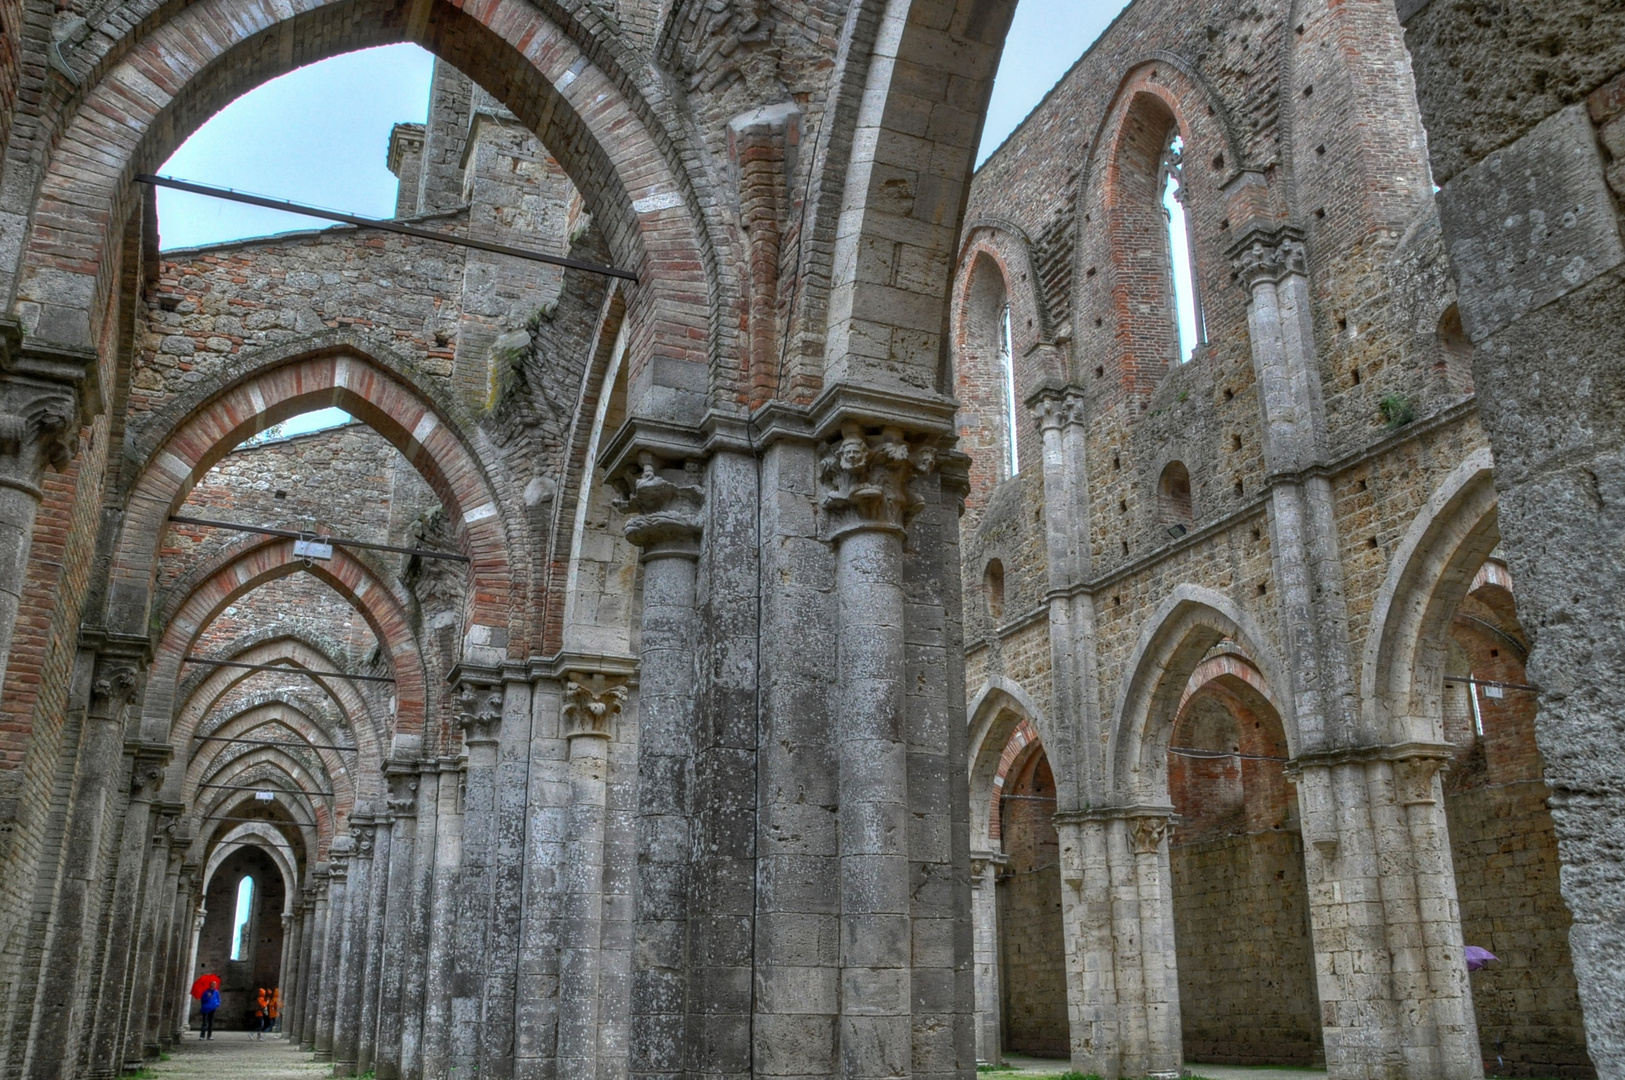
[199,983,220,1040]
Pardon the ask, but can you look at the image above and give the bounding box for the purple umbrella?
[1465,946,1498,971]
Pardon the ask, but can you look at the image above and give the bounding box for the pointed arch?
[1360,447,1499,744]
[968,676,1059,848]
[1110,583,1291,801]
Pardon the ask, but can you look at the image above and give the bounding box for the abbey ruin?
[0,0,1615,1078]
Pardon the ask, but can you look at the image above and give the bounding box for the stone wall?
[193,847,287,1031]
[996,749,1067,1058]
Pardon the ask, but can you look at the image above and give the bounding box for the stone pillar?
[818,421,937,1080]
[1231,225,1482,1080]
[449,678,503,1074]
[969,852,1005,1067]
[334,817,376,1075]
[282,903,303,1040]
[123,804,182,1067]
[418,757,463,1080]
[1054,810,1182,1080]
[315,848,351,1060]
[555,671,627,1077]
[612,451,703,1078]
[398,763,439,1080]
[0,331,95,691]
[181,901,206,1036]
[161,860,199,1048]
[143,830,187,1055]
[293,887,320,1046]
[302,871,331,1050]
[29,657,143,1079]
[357,811,393,1074]
[374,763,419,1078]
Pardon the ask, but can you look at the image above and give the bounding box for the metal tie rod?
[182,656,395,684]
[201,814,318,828]
[1443,675,1540,692]
[136,174,639,282]
[198,781,336,798]
[169,514,470,564]
[193,733,360,754]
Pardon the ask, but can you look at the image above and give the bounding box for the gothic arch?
[966,676,1054,850]
[186,698,361,815]
[1360,447,1499,745]
[111,344,521,653]
[202,822,302,910]
[140,536,425,751]
[6,0,715,414]
[1109,583,1291,801]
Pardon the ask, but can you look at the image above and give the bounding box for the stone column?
[29,658,143,1079]
[123,803,182,1067]
[357,810,393,1074]
[143,831,187,1055]
[418,758,463,1080]
[1231,225,1482,1080]
[0,332,95,690]
[374,763,419,1078]
[333,817,376,1075]
[555,671,627,1078]
[818,422,936,1080]
[1054,810,1182,1080]
[612,451,703,1078]
[969,852,1005,1067]
[292,888,319,1046]
[315,847,351,1060]
[281,903,304,1040]
[302,871,331,1050]
[449,678,503,1074]
[181,901,206,1036]
[162,861,199,1048]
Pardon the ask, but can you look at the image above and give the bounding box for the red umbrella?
[190,974,220,999]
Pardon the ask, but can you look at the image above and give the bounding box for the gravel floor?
[145,1031,330,1079]
[994,1054,1327,1078]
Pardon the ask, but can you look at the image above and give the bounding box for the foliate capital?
[1229,226,1308,293]
[1028,386,1087,433]
[386,766,420,816]
[89,660,140,719]
[0,383,79,489]
[455,678,504,746]
[817,421,938,542]
[128,743,172,798]
[1129,814,1172,855]
[561,671,628,741]
[612,451,704,559]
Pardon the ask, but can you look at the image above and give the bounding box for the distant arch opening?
[994,736,1067,1059]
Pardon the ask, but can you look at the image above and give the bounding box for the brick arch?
[202,822,304,907]
[195,776,322,872]
[1078,61,1249,397]
[196,750,335,856]
[1360,448,1499,745]
[9,0,713,419]
[140,536,427,749]
[112,345,517,651]
[967,676,1063,848]
[819,0,1018,398]
[172,636,385,766]
[1110,583,1292,803]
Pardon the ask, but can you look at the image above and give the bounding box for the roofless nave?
[0,1,1618,1079]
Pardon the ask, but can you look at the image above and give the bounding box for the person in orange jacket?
[268,987,282,1035]
[253,987,269,1040]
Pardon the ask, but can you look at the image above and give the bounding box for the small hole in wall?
[1257,581,1269,595]
[1234,479,1245,496]
[1119,499,1128,514]
[1095,319,1104,329]
[1303,84,1314,97]
[1212,153,1225,170]
[1314,207,1326,219]
[1086,267,1097,278]
[1121,540,1130,555]
[1220,218,1230,230]
[275,490,288,499]
[1223,388,1235,401]
[1351,368,1361,385]
[1337,316,1348,332]
[1231,434,1242,450]
[1316,144,1327,157]
[1490,648,1499,657]
[1357,477,1368,491]
[1112,454,1121,470]
[1368,536,1379,549]
[1295,22,1305,34]
[1084,214,1091,223]
[1095,364,1105,377]
[1113,595,1122,607]
[1251,527,1262,542]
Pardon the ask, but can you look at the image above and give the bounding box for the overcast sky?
[157,2,1129,251]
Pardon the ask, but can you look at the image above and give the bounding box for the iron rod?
[201,814,318,828]
[137,173,639,281]
[1443,675,1539,692]
[169,514,470,564]
[193,734,360,754]
[198,782,336,798]
[182,656,395,684]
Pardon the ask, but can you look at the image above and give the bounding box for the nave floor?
[145,1030,329,1080]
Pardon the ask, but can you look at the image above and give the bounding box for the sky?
[161,4,1129,439]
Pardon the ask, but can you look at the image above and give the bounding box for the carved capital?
[1129,815,1171,855]
[89,660,140,720]
[1029,387,1087,433]
[817,422,937,541]
[352,817,377,857]
[455,679,504,746]
[1229,226,1308,293]
[561,671,628,741]
[1393,755,1447,806]
[386,766,420,816]
[612,451,704,559]
[128,743,172,798]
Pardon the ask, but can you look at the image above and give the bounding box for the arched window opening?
[1158,461,1194,536]
[999,304,1019,475]
[984,559,1005,623]
[1435,304,1475,396]
[229,875,255,961]
[1161,133,1204,362]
